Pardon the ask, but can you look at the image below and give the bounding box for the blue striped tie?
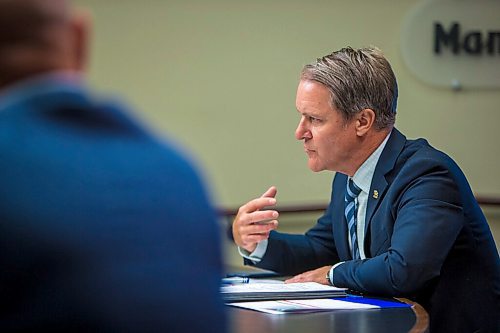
[345,179,362,260]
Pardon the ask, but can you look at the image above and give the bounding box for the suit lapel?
[364,129,407,235]
[331,173,351,260]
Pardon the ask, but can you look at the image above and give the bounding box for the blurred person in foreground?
[232,46,500,332]
[0,0,226,331]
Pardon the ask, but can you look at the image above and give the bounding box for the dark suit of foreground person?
[0,0,226,332]
[232,47,500,332]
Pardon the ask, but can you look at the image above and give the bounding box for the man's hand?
[284,265,333,285]
[232,186,279,253]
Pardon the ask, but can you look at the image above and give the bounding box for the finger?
[285,272,310,283]
[240,197,276,214]
[242,233,272,244]
[285,275,302,283]
[261,186,277,199]
[243,221,277,236]
[242,220,278,235]
[241,227,274,243]
[235,220,276,241]
[284,269,316,283]
[235,209,278,228]
[248,210,279,224]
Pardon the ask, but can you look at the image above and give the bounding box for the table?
[225,266,428,333]
[228,298,429,333]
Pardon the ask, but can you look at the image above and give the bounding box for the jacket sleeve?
[247,177,341,276]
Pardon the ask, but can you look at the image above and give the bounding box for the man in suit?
[0,0,226,331]
[232,47,499,332]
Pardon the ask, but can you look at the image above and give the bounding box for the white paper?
[228,298,379,314]
[221,281,346,294]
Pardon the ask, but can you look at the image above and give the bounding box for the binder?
[220,280,347,302]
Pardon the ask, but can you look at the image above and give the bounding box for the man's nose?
[295,118,311,140]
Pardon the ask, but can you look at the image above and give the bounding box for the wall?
[73,0,500,262]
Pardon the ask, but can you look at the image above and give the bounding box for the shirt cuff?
[237,240,269,263]
[328,262,344,287]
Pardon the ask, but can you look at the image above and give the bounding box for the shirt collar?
[351,132,391,194]
[0,71,84,111]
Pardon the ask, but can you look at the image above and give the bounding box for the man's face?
[295,80,358,173]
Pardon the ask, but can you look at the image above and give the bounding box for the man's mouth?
[304,147,316,156]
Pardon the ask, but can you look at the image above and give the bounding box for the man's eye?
[308,116,321,123]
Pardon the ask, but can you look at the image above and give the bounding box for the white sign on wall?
[401,0,500,90]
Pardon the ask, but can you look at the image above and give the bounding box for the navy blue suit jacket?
[0,75,226,332]
[249,128,500,332]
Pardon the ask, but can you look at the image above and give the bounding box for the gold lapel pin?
[373,190,379,199]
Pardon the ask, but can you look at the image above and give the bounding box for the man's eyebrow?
[297,109,322,118]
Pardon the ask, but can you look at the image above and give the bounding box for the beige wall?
[73,0,500,256]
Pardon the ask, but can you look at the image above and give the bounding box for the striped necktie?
[345,178,362,260]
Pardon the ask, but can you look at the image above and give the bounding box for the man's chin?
[307,161,325,173]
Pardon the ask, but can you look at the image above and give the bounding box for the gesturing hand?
[232,186,279,253]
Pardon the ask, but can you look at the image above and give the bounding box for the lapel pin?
[373,190,379,199]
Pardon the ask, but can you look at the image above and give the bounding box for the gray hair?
[301,46,398,130]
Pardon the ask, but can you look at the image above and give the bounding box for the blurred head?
[300,46,398,131]
[0,0,89,88]
[295,47,397,175]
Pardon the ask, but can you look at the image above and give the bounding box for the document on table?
[220,280,347,302]
[227,298,379,314]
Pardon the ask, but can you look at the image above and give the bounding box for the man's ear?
[355,108,376,136]
[69,9,91,72]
